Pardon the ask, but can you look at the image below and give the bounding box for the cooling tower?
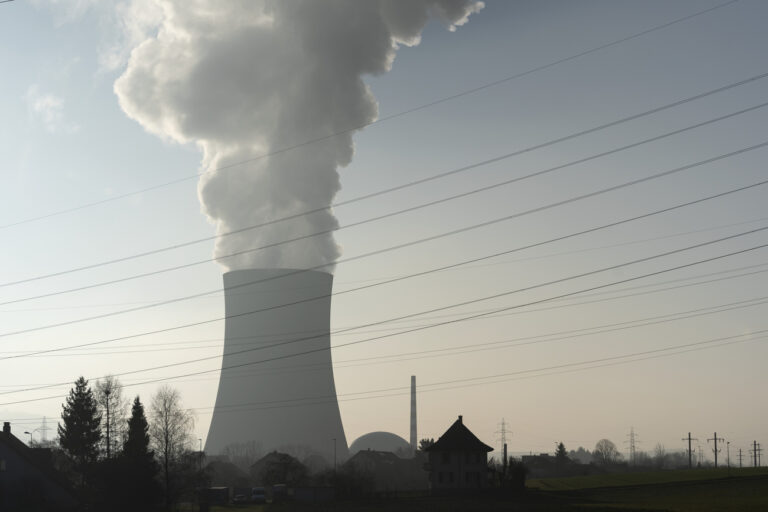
[205,269,348,462]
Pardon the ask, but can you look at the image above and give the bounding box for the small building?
[425,415,493,491]
[344,449,428,491]
[0,422,79,511]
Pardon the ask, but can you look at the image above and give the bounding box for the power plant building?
[205,269,348,462]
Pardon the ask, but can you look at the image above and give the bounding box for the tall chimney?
[410,375,417,453]
[2,422,9,435]
[205,269,348,462]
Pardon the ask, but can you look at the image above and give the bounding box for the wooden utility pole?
[707,432,724,468]
[682,432,697,469]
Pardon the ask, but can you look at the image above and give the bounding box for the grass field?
[528,466,768,491]
[203,469,768,512]
[529,467,768,511]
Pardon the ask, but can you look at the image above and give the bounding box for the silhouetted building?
[349,432,411,457]
[0,422,79,511]
[424,415,493,491]
[344,450,428,491]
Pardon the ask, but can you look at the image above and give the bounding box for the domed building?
[349,431,411,456]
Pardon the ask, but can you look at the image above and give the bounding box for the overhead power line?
[7,289,768,395]
[4,251,767,361]
[8,102,768,308]
[0,0,740,231]
[2,135,767,336]
[5,79,767,291]
[202,329,768,415]
[5,230,768,401]
[2,319,766,409]
[5,319,765,423]
[4,170,768,362]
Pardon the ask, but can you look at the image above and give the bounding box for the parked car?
[232,494,248,504]
[251,487,266,504]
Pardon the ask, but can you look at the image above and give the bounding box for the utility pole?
[707,432,724,468]
[682,432,697,469]
[40,417,51,443]
[496,418,508,454]
[105,388,111,459]
[503,443,508,478]
[738,448,744,468]
[626,427,638,466]
[750,441,763,467]
[495,418,510,473]
[333,438,337,475]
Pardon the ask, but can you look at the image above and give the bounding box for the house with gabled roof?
[424,415,493,491]
[0,421,79,511]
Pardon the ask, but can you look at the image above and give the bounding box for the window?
[475,452,482,463]
[465,452,470,463]
[441,451,450,464]
[465,471,471,483]
[449,472,454,483]
[438,472,443,483]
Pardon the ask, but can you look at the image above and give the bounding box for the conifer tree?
[124,395,153,460]
[58,376,102,480]
[121,395,161,507]
[555,442,569,464]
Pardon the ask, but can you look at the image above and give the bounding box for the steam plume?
[115,0,483,271]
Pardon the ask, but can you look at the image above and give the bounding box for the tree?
[653,443,667,469]
[568,446,592,464]
[593,439,621,465]
[58,376,102,482]
[120,395,162,508]
[555,442,569,464]
[418,438,435,451]
[124,395,153,459]
[150,385,195,508]
[95,375,128,459]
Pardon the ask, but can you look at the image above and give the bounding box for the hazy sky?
[1,0,767,461]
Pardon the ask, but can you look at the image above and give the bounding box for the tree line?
[47,375,202,510]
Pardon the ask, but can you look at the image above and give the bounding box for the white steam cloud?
[115,0,483,272]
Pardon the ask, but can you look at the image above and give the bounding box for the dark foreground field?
[213,468,768,512]
[535,467,768,512]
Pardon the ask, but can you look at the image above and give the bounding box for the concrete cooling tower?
[205,269,348,462]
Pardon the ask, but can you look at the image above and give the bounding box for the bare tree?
[150,385,194,508]
[593,439,622,465]
[654,443,667,469]
[95,375,128,459]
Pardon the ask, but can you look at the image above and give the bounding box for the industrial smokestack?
[205,269,348,461]
[410,375,417,453]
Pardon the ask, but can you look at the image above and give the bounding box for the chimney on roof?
[2,422,9,435]
[458,415,463,424]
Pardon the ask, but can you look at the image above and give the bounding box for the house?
[0,422,79,511]
[424,415,493,491]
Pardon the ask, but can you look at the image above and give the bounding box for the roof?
[425,415,493,453]
[349,431,410,455]
[346,450,402,465]
[0,424,79,501]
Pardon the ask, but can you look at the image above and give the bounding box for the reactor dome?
[349,431,410,456]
